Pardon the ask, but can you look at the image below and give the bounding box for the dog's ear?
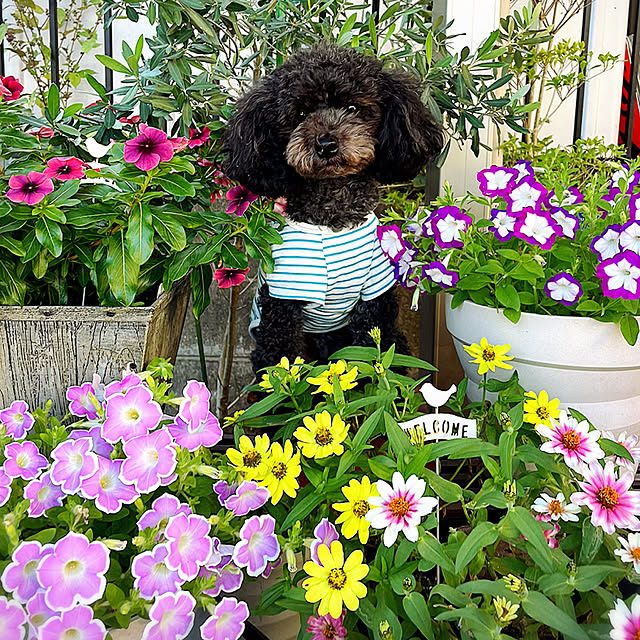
[369,69,444,184]
[223,79,294,198]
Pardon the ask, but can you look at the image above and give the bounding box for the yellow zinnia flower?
[259,357,305,391]
[294,411,348,459]
[307,361,358,395]
[303,540,368,618]
[463,337,513,376]
[260,440,301,504]
[226,434,270,481]
[333,476,378,543]
[523,390,560,427]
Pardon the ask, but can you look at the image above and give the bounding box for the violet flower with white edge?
[26,592,55,634]
[202,548,245,598]
[620,220,640,254]
[132,544,184,600]
[23,471,64,517]
[505,179,548,213]
[200,598,249,640]
[69,424,113,459]
[225,480,270,516]
[50,437,98,494]
[513,209,561,249]
[548,186,584,208]
[165,513,213,581]
[550,207,580,239]
[376,225,406,262]
[591,224,622,260]
[40,605,106,640]
[103,372,143,399]
[101,384,162,444]
[65,382,100,419]
[597,250,640,299]
[138,493,192,533]
[631,193,640,221]
[233,514,281,577]
[81,457,138,513]
[609,596,640,640]
[120,429,177,493]
[513,160,534,183]
[615,533,640,573]
[601,430,640,473]
[490,209,518,242]
[1,541,52,603]
[142,591,196,640]
[544,272,583,307]
[0,400,34,439]
[0,597,26,640]
[477,165,518,197]
[36,532,109,611]
[366,471,439,547]
[0,468,11,507]
[532,492,580,522]
[213,480,238,507]
[4,441,48,480]
[310,518,340,564]
[431,206,472,248]
[610,165,640,193]
[178,380,211,429]
[422,261,458,289]
[167,413,222,451]
[570,460,640,535]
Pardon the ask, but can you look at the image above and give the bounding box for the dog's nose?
[315,135,338,158]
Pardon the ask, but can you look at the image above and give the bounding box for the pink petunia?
[0,468,11,507]
[0,400,34,439]
[310,518,339,564]
[178,380,211,428]
[143,591,196,640]
[40,605,106,640]
[123,124,174,171]
[104,372,143,399]
[101,384,163,444]
[66,382,100,419]
[7,172,54,205]
[120,429,177,493]
[200,598,249,640]
[167,413,222,451]
[4,441,48,480]
[131,544,184,600]
[165,513,213,581]
[49,437,99,494]
[0,597,27,639]
[225,480,270,516]
[23,471,65,517]
[80,457,138,513]
[1,541,53,603]
[138,493,192,533]
[232,514,280,577]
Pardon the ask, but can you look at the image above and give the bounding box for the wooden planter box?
[0,280,190,416]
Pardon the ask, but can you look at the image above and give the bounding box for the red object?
[619,40,640,155]
[0,76,23,101]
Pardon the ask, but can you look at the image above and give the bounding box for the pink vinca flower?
[36,533,109,611]
[169,136,189,152]
[178,380,211,428]
[571,460,640,535]
[7,171,54,205]
[0,468,11,507]
[138,493,192,533]
[40,605,106,640]
[233,514,281,577]
[225,480,270,516]
[477,165,518,197]
[165,513,213,580]
[167,413,222,451]
[609,596,640,640]
[50,437,98,494]
[310,518,340,564]
[121,429,177,493]
[0,596,27,639]
[505,179,547,213]
[123,124,174,171]
[43,156,87,181]
[188,126,210,148]
[367,472,439,547]
[132,544,184,600]
[69,425,113,459]
[0,400,34,439]
[81,457,138,513]
[66,382,100,419]
[377,225,406,262]
[307,612,347,640]
[4,441,47,480]
[1,541,52,603]
[214,267,249,289]
[0,75,23,101]
[143,590,196,640]
[226,185,258,217]
[26,591,56,634]
[200,597,249,640]
[536,410,604,470]
[102,384,163,444]
[104,372,143,399]
[23,471,64,517]
[601,430,640,473]
[615,533,640,573]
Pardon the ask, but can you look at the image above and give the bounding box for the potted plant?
[378,140,640,434]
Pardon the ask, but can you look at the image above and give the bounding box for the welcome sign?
[399,413,477,441]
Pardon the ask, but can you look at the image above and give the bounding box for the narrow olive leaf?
[600,438,634,462]
[509,506,553,572]
[521,591,589,640]
[423,468,462,503]
[454,521,498,573]
[402,592,434,640]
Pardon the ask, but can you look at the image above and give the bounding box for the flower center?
[272,462,288,480]
[548,500,562,516]
[322,624,336,639]
[353,499,370,518]
[596,486,619,509]
[145,448,159,465]
[387,496,411,518]
[37,486,50,502]
[25,182,37,192]
[561,430,580,451]
[634,631,640,640]
[314,427,333,446]
[127,408,140,421]
[482,347,495,362]
[63,560,83,577]
[327,567,347,590]
[536,406,549,420]
[59,165,72,174]
[242,450,261,468]
[99,474,113,490]
[15,453,28,468]
[24,560,38,575]
[71,453,84,468]
[631,548,640,562]
[63,630,81,640]
[178,534,191,554]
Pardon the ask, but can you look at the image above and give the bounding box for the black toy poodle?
[223,44,443,373]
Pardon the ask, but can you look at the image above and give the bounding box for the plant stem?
[194,312,208,387]
[218,284,240,418]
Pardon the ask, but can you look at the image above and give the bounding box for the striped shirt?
[250,213,396,335]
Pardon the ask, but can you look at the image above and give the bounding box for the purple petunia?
[377,225,406,262]
[69,425,113,459]
[233,514,280,577]
[123,124,174,171]
[505,179,548,213]
[178,380,211,428]
[548,186,584,208]
[167,413,222,451]
[513,209,561,249]
[165,513,213,581]
[226,185,258,217]
[131,544,184,600]
[609,164,640,193]
[310,518,340,564]
[26,591,56,634]
[544,272,583,307]
[40,605,106,640]
[597,250,640,300]
[4,441,48,480]
[477,165,518,197]
[101,384,162,444]
[138,493,192,533]
[393,247,419,289]
[620,220,640,255]
[202,545,244,598]
[225,480,270,516]
[630,194,640,221]
[81,457,138,513]
[65,382,100,419]
[143,591,196,640]
[0,468,11,507]
[0,597,27,640]
[422,261,459,289]
[213,480,238,507]
[431,206,472,249]
[0,400,34,439]
[120,429,177,493]
[490,209,518,242]
[23,471,65,517]
[1,541,52,603]
[550,207,580,239]
[591,224,622,261]
[50,437,98,494]
[200,598,249,640]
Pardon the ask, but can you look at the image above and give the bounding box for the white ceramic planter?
[444,296,640,435]
[109,618,146,640]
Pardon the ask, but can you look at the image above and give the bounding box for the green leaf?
[127,203,154,265]
[495,282,520,310]
[280,489,325,531]
[457,274,492,290]
[47,179,80,206]
[384,411,413,460]
[521,591,589,640]
[423,468,462,503]
[574,564,626,591]
[403,592,433,640]
[330,346,378,361]
[190,265,212,320]
[96,54,130,75]
[509,506,553,572]
[417,533,454,573]
[578,517,603,565]
[0,235,25,257]
[351,407,385,451]
[600,438,635,462]
[238,392,287,421]
[391,354,437,370]
[155,174,196,197]
[35,218,63,257]
[106,230,140,305]
[47,84,60,120]
[152,213,187,251]
[620,314,639,346]
[455,522,497,573]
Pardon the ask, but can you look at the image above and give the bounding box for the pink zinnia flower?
[50,437,99,494]
[273,196,288,215]
[178,380,211,428]
[306,612,347,640]
[4,441,48,480]
[1,541,52,603]
[165,513,213,580]
[43,156,87,181]
[226,185,258,216]
[138,493,192,533]
[132,544,184,599]
[123,124,174,171]
[366,472,439,547]
[40,605,106,640]
[214,267,249,289]
[102,384,163,444]
[533,514,560,548]
[36,533,109,611]
[0,596,26,639]
[0,400,34,439]
[188,126,210,148]
[168,413,222,451]
[571,461,640,535]
[81,457,138,513]
[6,171,54,205]
[0,469,11,507]
[609,596,640,640]
[143,591,196,640]
[233,514,280,577]
[23,471,65,517]
[225,480,269,517]
[120,429,177,493]
[536,410,604,470]
[310,518,340,564]
[66,382,100,419]
[200,597,249,640]
[0,76,23,101]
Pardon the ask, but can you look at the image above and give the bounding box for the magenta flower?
[490,209,517,242]
[169,136,189,152]
[4,441,47,480]
[0,597,26,639]
[165,513,213,580]
[534,514,560,549]
[123,124,174,171]
[306,612,346,640]
[178,380,211,427]
[131,544,184,600]
[591,224,622,260]
[23,472,64,517]
[0,400,34,440]
[0,468,11,507]
[6,172,54,205]
[213,267,249,289]
[550,207,580,239]
[610,165,640,192]
[43,156,87,181]
[505,179,548,213]
[393,247,419,289]
[143,591,196,640]
[226,185,258,216]
[167,413,222,451]
[1,541,52,603]
[69,425,113,459]
[81,457,138,513]
[0,75,23,101]
[544,272,583,307]
[548,186,584,208]
[513,208,561,249]
[25,592,55,634]
[422,261,458,289]
[37,532,109,611]
[120,429,177,493]
[104,372,143,399]
[213,480,238,507]
[597,250,640,299]
[310,518,339,564]
[138,493,192,533]
[513,160,534,183]
[620,221,640,255]
[102,384,163,444]
[233,514,280,577]
[630,194,640,221]
[188,126,210,148]
[202,546,244,598]
[477,165,518,197]
[66,382,100,419]
[609,596,640,640]
[40,605,106,640]
[571,460,640,535]
[377,225,406,262]
[225,480,269,516]
[431,206,472,248]
[50,437,98,494]
[200,597,249,640]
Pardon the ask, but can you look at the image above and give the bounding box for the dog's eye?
[347,105,358,113]
[298,110,307,119]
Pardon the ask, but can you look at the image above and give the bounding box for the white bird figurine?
[420,383,457,409]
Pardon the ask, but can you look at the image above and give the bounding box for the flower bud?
[503,480,517,502]
[132,536,145,547]
[493,596,519,625]
[503,574,526,595]
[379,620,392,640]
[119,602,131,616]
[499,412,512,432]
[104,539,127,551]
[369,327,381,346]
[374,362,386,377]
[196,465,222,479]
[285,547,297,573]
